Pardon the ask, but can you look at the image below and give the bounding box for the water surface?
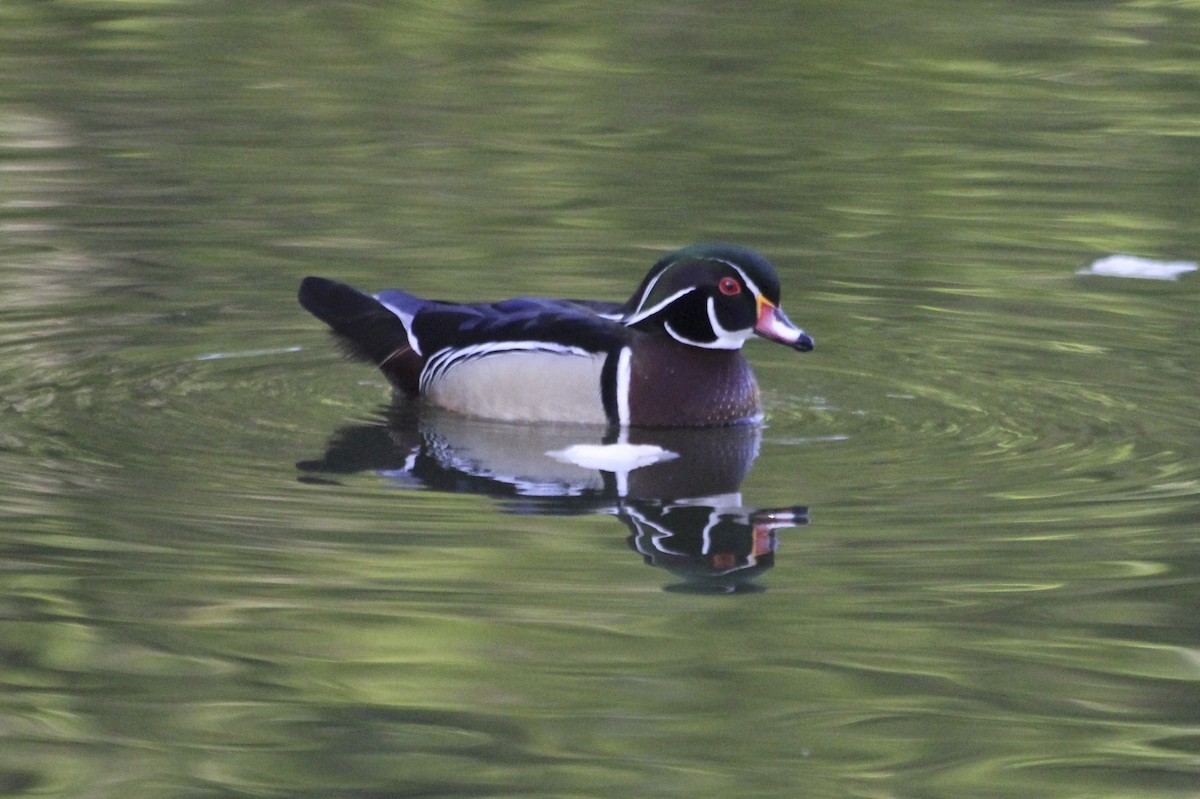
[2,2,1199,797]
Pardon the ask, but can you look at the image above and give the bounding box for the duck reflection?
[298,406,808,592]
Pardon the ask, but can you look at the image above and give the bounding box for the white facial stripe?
[626,285,696,325]
[663,317,742,350]
[616,346,632,426]
[709,258,764,299]
[630,256,774,351]
[630,257,768,322]
[632,261,673,315]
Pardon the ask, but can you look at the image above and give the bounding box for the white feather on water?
[1077,255,1197,281]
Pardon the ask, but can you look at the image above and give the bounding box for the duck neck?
[625,335,760,427]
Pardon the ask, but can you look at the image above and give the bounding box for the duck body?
[299,243,812,428]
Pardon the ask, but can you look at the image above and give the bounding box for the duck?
[298,242,813,427]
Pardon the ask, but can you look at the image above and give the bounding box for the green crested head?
[623,243,813,352]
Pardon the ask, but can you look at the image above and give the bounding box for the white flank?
[421,344,608,423]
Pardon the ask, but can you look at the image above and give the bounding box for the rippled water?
[3,2,1200,797]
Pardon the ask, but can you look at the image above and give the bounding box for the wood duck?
[298,243,813,427]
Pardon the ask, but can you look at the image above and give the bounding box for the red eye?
[718,277,741,296]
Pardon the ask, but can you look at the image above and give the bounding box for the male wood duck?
[298,243,813,427]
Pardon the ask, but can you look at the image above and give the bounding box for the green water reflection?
[2,1,1200,797]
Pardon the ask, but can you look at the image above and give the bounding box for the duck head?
[622,243,814,352]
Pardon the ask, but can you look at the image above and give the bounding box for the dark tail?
[298,277,421,395]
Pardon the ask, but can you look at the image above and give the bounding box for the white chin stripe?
[706,296,753,348]
[663,319,744,350]
[660,296,750,350]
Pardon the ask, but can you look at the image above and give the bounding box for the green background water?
[2,2,1199,796]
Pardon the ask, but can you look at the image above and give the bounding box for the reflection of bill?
[299,406,811,591]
